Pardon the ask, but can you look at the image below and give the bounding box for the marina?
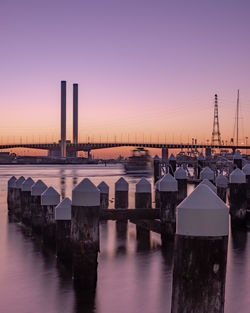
[1,164,250,313]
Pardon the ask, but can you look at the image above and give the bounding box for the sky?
[0,0,250,156]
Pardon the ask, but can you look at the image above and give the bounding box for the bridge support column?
[87,150,92,160]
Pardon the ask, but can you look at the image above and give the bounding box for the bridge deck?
[0,142,248,151]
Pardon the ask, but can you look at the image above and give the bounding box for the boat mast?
[236,89,239,146]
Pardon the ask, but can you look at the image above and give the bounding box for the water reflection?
[60,169,66,199]
[72,170,78,189]
[231,229,248,252]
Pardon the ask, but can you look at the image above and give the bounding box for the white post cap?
[174,167,187,180]
[8,176,16,187]
[200,167,214,181]
[136,178,151,193]
[41,186,60,206]
[242,164,250,176]
[229,168,246,184]
[55,197,72,220]
[199,179,217,193]
[115,177,129,192]
[233,150,242,160]
[198,152,205,161]
[159,173,178,192]
[154,155,160,161]
[14,176,25,189]
[31,180,47,196]
[177,184,229,237]
[72,178,100,206]
[97,181,109,194]
[169,154,176,161]
[21,177,35,191]
[216,174,228,188]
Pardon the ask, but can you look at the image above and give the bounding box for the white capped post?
[171,184,229,313]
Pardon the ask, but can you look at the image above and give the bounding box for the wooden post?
[229,168,247,228]
[169,154,177,176]
[171,184,229,313]
[243,164,250,210]
[41,186,60,247]
[200,166,214,183]
[115,177,129,236]
[71,178,100,290]
[197,152,205,179]
[13,176,25,220]
[21,177,35,225]
[216,173,228,202]
[174,167,187,204]
[155,179,161,208]
[135,178,151,247]
[162,147,168,164]
[31,180,47,234]
[159,173,178,245]
[153,155,161,184]
[233,150,242,169]
[115,177,128,209]
[97,181,109,210]
[7,176,16,213]
[55,197,72,266]
[199,178,217,193]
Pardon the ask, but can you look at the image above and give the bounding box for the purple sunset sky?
[0,0,250,148]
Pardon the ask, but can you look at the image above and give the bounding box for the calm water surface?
[0,164,249,313]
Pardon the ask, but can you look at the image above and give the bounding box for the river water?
[0,164,249,313]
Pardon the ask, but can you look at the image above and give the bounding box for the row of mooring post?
[154,153,250,228]
[157,149,244,181]
[7,174,232,311]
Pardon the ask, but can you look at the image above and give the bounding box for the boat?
[124,148,153,174]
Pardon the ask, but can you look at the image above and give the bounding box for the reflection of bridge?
[0,142,249,155]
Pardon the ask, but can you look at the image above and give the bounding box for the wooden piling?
[242,164,250,210]
[41,186,60,246]
[135,178,151,246]
[233,150,242,169]
[229,168,247,228]
[169,154,176,176]
[171,184,229,313]
[71,178,100,290]
[162,147,168,164]
[153,155,161,184]
[55,197,72,266]
[97,181,109,210]
[21,177,35,225]
[115,177,129,236]
[13,176,25,220]
[7,176,16,213]
[31,180,47,234]
[159,173,178,244]
[216,173,228,202]
[155,180,161,208]
[200,166,214,183]
[174,167,187,204]
[115,177,128,209]
[197,152,205,178]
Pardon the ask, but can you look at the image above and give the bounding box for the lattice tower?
[211,94,222,145]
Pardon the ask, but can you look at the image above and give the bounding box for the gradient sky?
[1,0,250,154]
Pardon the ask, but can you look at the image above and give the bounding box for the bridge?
[0,142,249,155]
[1,83,248,158]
